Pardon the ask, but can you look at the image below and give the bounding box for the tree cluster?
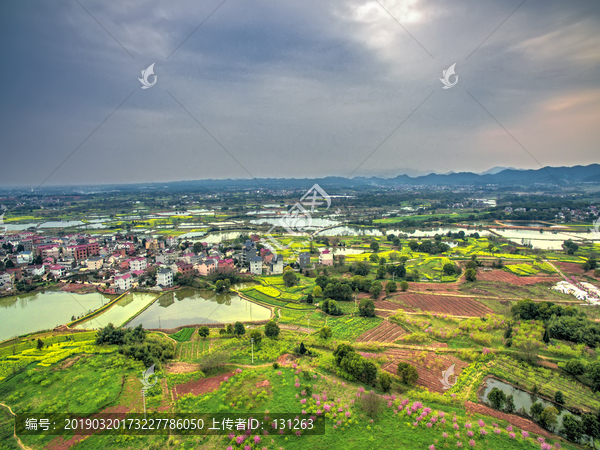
[333,344,377,384]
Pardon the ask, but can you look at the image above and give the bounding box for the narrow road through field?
[0,402,34,450]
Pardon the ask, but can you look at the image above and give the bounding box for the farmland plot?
[356,320,406,343]
[381,348,468,393]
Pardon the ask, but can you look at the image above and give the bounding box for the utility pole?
[251,338,254,364]
[158,316,161,328]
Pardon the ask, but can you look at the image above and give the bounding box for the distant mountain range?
[4,164,600,194]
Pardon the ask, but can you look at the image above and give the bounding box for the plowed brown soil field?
[382,349,468,393]
[381,294,492,317]
[476,269,559,285]
[356,321,406,343]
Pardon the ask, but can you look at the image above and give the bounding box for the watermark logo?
[139,364,157,394]
[139,63,157,89]
[440,63,458,89]
[260,184,333,263]
[439,363,456,390]
[592,218,600,239]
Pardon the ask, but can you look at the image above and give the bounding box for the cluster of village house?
[0,231,335,293]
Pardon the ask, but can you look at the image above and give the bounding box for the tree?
[488,387,506,410]
[394,264,406,278]
[514,337,541,363]
[386,281,397,294]
[361,390,383,418]
[306,293,313,304]
[370,242,380,252]
[563,240,579,255]
[400,281,409,292]
[299,342,307,355]
[362,360,378,384]
[359,299,375,317]
[565,359,588,377]
[312,286,323,298]
[582,413,600,447]
[354,262,370,276]
[264,320,280,338]
[249,329,262,345]
[283,270,297,287]
[529,402,544,420]
[540,406,558,430]
[319,326,332,340]
[505,394,515,413]
[198,326,210,338]
[376,265,387,279]
[5,260,15,269]
[37,338,44,351]
[464,268,477,282]
[326,299,342,315]
[192,242,203,254]
[554,391,564,404]
[588,361,600,391]
[443,263,457,276]
[511,298,538,320]
[333,343,355,365]
[315,275,330,289]
[226,324,234,334]
[379,371,393,392]
[369,254,379,263]
[233,321,246,336]
[370,281,382,298]
[562,414,583,442]
[379,256,386,266]
[397,362,418,385]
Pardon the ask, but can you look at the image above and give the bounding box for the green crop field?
[170,327,195,342]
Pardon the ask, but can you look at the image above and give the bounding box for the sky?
[0,0,599,186]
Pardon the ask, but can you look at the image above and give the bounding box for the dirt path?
[280,324,312,333]
[465,401,559,440]
[0,402,34,450]
[545,260,568,281]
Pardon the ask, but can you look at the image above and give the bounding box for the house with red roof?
[114,273,132,291]
[319,249,333,266]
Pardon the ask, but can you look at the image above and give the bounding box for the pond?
[315,226,383,236]
[481,377,586,441]
[250,217,340,229]
[502,222,552,228]
[181,231,244,242]
[125,288,271,329]
[74,292,160,330]
[489,228,595,250]
[397,227,491,238]
[0,290,114,341]
[39,220,85,228]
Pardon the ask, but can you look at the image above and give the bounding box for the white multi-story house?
[129,257,147,272]
[250,256,263,275]
[270,256,283,274]
[49,265,67,278]
[16,251,33,264]
[319,249,334,266]
[114,273,132,291]
[157,268,173,287]
[86,256,104,271]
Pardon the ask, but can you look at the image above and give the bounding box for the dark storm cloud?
[0,0,598,186]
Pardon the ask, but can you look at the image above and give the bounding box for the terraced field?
[380,294,492,317]
[381,348,469,393]
[355,320,406,343]
[476,269,560,285]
